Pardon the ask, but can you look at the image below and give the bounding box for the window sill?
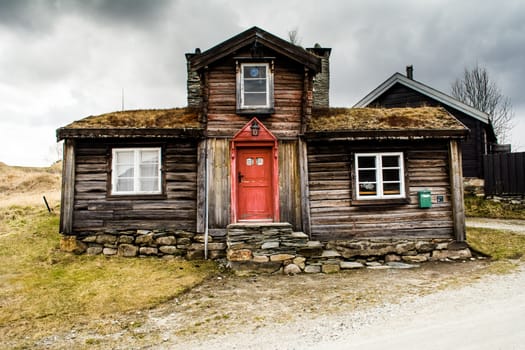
[351,198,410,206]
[107,194,167,200]
[237,108,275,115]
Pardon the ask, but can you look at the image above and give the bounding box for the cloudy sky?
[1,0,524,166]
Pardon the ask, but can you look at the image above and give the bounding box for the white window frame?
[355,152,405,200]
[240,62,270,109]
[111,148,162,195]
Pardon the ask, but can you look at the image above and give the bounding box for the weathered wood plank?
[60,139,76,234]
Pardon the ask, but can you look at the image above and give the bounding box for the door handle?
[238,172,244,183]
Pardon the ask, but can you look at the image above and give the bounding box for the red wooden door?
[237,148,273,221]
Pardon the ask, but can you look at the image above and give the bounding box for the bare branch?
[451,64,514,143]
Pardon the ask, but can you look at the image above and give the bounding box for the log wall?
[72,139,198,233]
[205,49,307,138]
[307,140,454,241]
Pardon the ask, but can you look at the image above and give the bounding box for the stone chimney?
[406,65,414,80]
[307,45,332,108]
[185,48,202,108]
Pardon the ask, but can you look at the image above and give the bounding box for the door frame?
[231,118,279,223]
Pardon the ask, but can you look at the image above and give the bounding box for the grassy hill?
[0,161,61,208]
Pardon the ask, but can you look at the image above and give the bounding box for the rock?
[60,236,87,254]
[186,249,204,260]
[227,249,253,262]
[194,234,209,243]
[118,244,138,257]
[118,235,134,244]
[103,247,117,256]
[96,234,117,245]
[293,256,306,269]
[297,241,324,257]
[156,236,176,246]
[139,247,158,256]
[253,255,269,263]
[402,254,429,263]
[415,241,435,253]
[291,232,308,239]
[261,241,280,249]
[283,264,302,275]
[432,248,472,260]
[137,230,151,235]
[435,242,449,250]
[340,261,364,269]
[270,254,295,262]
[207,242,227,250]
[86,246,103,255]
[387,262,420,269]
[385,254,401,262]
[365,261,382,267]
[159,246,181,255]
[176,237,191,246]
[321,250,342,258]
[81,236,97,243]
[367,265,391,270]
[135,233,154,246]
[304,265,321,273]
[322,263,340,274]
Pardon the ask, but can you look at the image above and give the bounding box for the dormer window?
[237,61,274,114]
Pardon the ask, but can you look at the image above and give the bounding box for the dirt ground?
[32,258,505,349]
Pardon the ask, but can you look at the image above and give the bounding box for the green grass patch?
[467,226,525,260]
[0,206,217,344]
[465,195,525,219]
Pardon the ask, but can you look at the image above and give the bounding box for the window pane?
[358,169,376,182]
[117,179,133,192]
[140,164,158,177]
[358,156,376,169]
[141,150,159,163]
[244,66,266,78]
[383,169,400,181]
[382,155,399,167]
[383,182,401,195]
[117,165,134,178]
[359,183,377,196]
[140,178,159,192]
[116,151,133,164]
[244,79,267,92]
[244,92,267,106]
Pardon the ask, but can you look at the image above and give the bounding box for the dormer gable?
[189,26,322,73]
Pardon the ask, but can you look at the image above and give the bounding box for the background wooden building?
[354,70,497,179]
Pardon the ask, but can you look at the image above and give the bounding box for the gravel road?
[167,264,525,350]
[466,217,525,234]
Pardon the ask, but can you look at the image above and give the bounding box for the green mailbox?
[418,190,432,208]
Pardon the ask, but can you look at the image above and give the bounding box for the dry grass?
[62,108,201,129]
[465,195,525,220]
[0,205,217,347]
[309,107,466,131]
[467,227,525,260]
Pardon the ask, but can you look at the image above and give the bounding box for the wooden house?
[354,68,497,179]
[57,27,471,271]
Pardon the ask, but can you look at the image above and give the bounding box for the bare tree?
[288,28,301,46]
[451,64,514,143]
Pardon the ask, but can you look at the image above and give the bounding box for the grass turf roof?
[63,108,201,129]
[308,107,467,132]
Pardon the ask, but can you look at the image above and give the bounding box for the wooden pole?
[60,139,76,234]
[449,140,466,241]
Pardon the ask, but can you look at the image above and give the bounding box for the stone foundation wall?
[60,229,226,259]
[226,223,472,274]
[61,224,473,274]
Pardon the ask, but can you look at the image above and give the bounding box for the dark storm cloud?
[0,0,173,32]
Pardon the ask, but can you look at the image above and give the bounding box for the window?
[355,152,405,200]
[237,62,273,112]
[111,148,161,195]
